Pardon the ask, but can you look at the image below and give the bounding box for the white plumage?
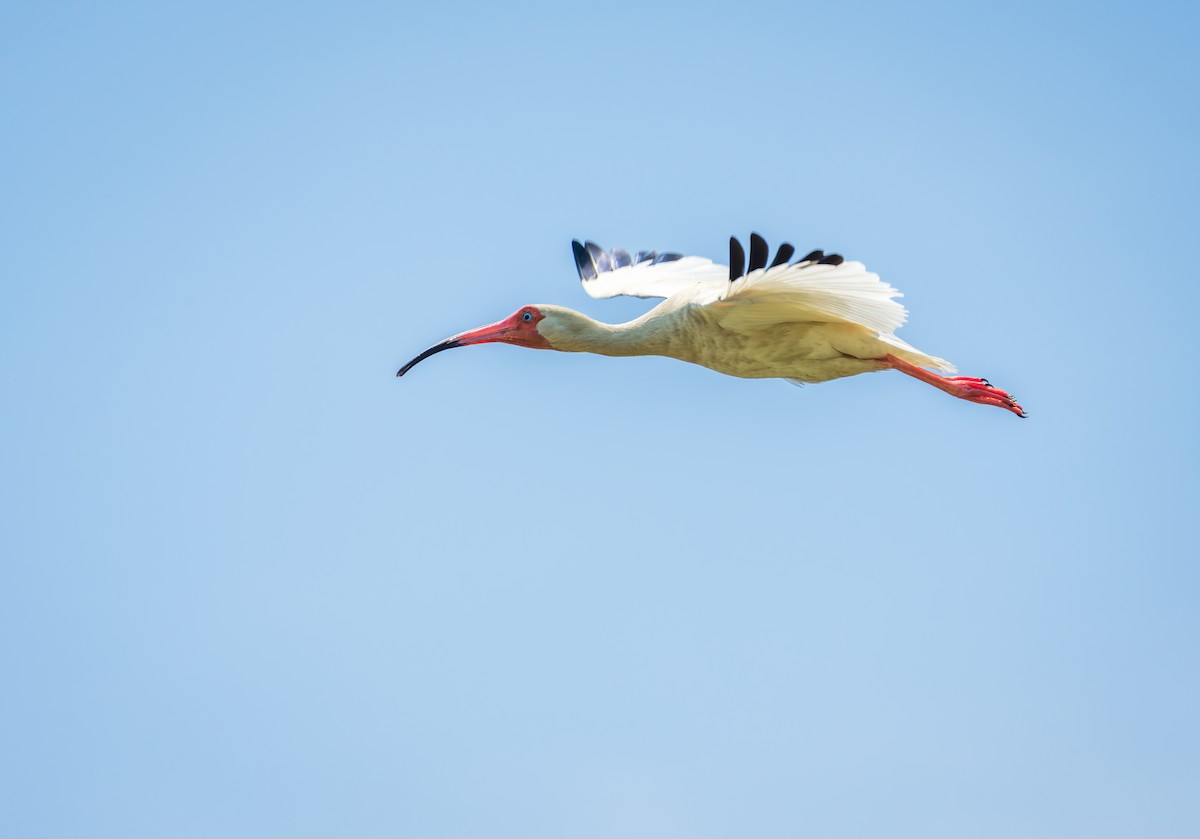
[396,233,1024,418]
[576,253,724,301]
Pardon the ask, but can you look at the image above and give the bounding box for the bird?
[396,233,1025,418]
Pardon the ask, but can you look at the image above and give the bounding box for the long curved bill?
[395,338,464,376]
[396,317,518,377]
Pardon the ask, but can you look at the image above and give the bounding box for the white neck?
[535,304,671,357]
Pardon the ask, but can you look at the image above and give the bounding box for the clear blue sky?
[2,1,1197,836]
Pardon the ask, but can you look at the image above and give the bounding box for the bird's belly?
[670,321,885,382]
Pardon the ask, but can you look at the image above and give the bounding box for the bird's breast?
[659,316,884,383]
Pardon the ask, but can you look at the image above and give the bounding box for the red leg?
[880,355,1026,418]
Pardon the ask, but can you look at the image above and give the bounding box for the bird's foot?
[880,355,1026,419]
[950,379,1026,418]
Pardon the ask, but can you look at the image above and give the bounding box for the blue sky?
[2,1,1197,836]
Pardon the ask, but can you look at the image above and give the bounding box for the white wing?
[714,256,908,336]
[712,234,949,371]
[572,240,728,300]
[574,234,909,336]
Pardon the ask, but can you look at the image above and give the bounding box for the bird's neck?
[538,306,670,357]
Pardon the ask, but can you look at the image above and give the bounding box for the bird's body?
[535,302,904,382]
[397,233,1025,418]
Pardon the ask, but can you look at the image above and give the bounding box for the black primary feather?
[729,237,745,281]
[584,241,612,274]
[594,245,615,273]
[572,240,597,281]
[818,254,844,266]
[748,233,769,272]
[799,249,824,264]
[770,243,795,268]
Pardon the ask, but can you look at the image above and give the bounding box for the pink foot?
[952,381,1026,418]
[882,355,1027,419]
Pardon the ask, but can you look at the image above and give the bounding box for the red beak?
[396,313,546,377]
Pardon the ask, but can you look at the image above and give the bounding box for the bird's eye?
[522,311,533,321]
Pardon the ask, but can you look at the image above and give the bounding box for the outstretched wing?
[572,233,909,337]
[713,234,908,336]
[571,240,728,300]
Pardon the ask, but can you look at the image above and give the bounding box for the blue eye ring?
[522,311,533,321]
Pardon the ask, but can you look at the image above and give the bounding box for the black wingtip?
[770,243,795,268]
[729,236,745,282]
[572,240,597,281]
[584,241,611,274]
[818,254,844,266]
[799,249,824,264]
[748,232,769,272]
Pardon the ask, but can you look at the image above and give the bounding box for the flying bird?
[396,233,1025,418]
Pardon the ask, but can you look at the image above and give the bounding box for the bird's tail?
[877,333,956,373]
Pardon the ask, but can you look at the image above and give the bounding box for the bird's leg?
[879,355,1026,418]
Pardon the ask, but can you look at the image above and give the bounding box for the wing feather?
[571,236,910,338]
[572,239,727,300]
[715,259,908,335]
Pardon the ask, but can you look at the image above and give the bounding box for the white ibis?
[397,233,1025,418]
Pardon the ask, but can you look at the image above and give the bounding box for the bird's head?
[396,305,558,377]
